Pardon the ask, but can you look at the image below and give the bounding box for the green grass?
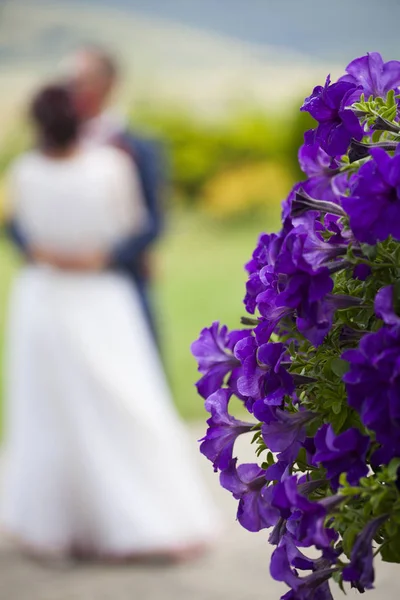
[0,208,280,424]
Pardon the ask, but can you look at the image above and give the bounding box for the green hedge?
[130,101,315,202]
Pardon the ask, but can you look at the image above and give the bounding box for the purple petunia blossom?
[343,326,400,463]
[220,459,280,532]
[339,52,400,99]
[270,537,335,600]
[235,339,294,407]
[324,213,352,245]
[245,228,289,275]
[274,224,336,346]
[290,188,346,221]
[375,285,400,325]
[191,322,250,398]
[256,407,315,464]
[353,263,371,281]
[200,389,254,471]
[265,460,291,484]
[342,515,388,591]
[298,142,349,204]
[294,214,348,267]
[271,476,334,549]
[341,148,400,244]
[281,581,334,600]
[269,219,359,345]
[244,220,293,318]
[254,271,292,329]
[301,76,363,156]
[313,424,369,491]
[244,271,267,315]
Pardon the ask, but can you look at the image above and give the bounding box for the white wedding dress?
[1,146,218,556]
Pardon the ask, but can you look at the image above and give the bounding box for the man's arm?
[109,135,167,268]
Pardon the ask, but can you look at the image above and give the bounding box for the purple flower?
[298,143,349,203]
[343,326,400,462]
[281,582,333,600]
[273,224,336,346]
[353,263,371,281]
[341,148,400,244]
[245,230,287,275]
[339,52,400,99]
[254,271,292,327]
[271,476,334,549]
[299,143,339,178]
[313,424,369,491]
[191,322,250,398]
[270,537,335,600]
[244,221,292,317]
[375,285,400,325]
[235,339,294,407]
[275,219,337,271]
[200,389,254,471]
[301,76,363,156]
[220,459,279,532]
[244,271,266,314]
[256,407,315,464]
[269,222,359,345]
[265,460,291,484]
[298,216,348,267]
[290,188,346,220]
[343,515,387,591]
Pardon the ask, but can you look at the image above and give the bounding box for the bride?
[1,85,218,561]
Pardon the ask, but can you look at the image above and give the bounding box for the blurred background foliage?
[0,99,314,221]
[129,101,314,216]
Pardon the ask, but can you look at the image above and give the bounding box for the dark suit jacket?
[109,131,166,284]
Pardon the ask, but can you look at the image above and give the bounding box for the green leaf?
[385,519,398,538]
[393,280,400,316]
[370,490,388,511]
[330,358,350,378]
[372,130,382,143]
[381,107,397,121]
[342,524,361,556]
[331,401,342,415]
[388,457,400,481]
[387,89,395,108]
[381,530,400,563]
[332,407,349,432]
[361,243,377,260]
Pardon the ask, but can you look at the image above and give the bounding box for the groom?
[9,46,166,344]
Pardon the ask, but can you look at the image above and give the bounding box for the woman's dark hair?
[30,85,80,150]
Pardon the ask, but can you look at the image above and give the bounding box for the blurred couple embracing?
[1,46,218,563]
